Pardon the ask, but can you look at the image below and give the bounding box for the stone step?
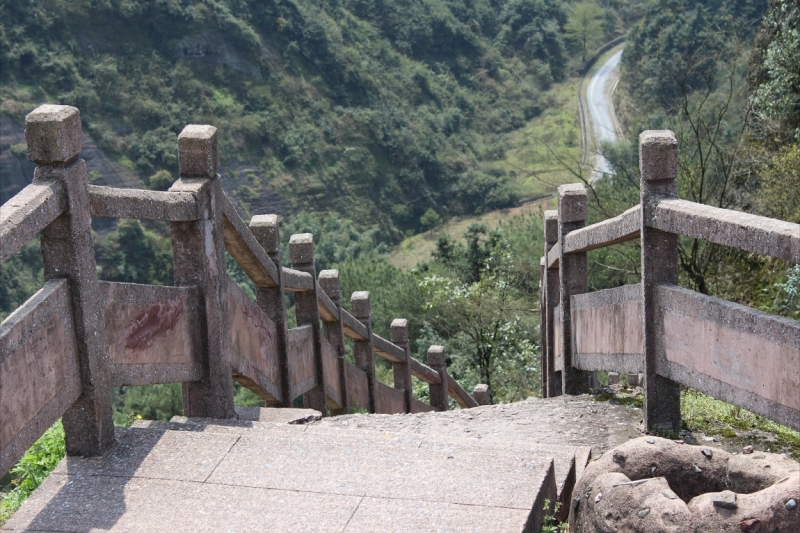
[158,406,590,504]
[4,414,561,533]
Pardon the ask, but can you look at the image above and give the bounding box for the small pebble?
[742,445,754,454]
[786,498,797,511]
[739,518,760,532]
[692,464,702,473]
[662,490,678,500]
[638,508,650,518]
[651,466,657,475]
[595,493,603,503]
[703,436,716,442]
[701,448,713,458]
[646,438,655,444]
[713,490,738,510]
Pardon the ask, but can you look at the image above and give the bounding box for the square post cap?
[350,291,370,319]
[557,184,587,223]
[250,214,280,254]
[427,345,447,366]
[318,270,340,301]
[544,210,559,243]
[473,384,490,405]
[639,130,678,182]
[25,105,83,164]
[390,319,409,343]
[289,233,314,265]
[178,125,219,178]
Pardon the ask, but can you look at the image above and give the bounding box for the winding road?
[585,48,623,179]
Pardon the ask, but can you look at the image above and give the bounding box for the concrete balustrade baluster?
[169,124,235,419]
[289,234,329,415]
[558,186,589,395]
[543,210,561,397]
[319,270,349,414]
[427,346,449,411]
[26,104,115,456]
[390,318,413,413]
[250,214,291,406]
[639,130,682,433]
[351,291,376,413]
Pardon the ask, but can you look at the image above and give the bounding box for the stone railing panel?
[650,199,800,262]
[411,398,436,413]
[372,334,406,363]
[221,194,279,289]
[447,375,479,409]
[410,358,442,385]
[0,280,82,474]
[345,363,370,412]
[226,280,282,404]
[88,185,200,221]
[102,282,203,386]
[287,325,316,400]
[375,381,406,414]
[571,284,644,373]
[0,181,66,264]
[563,205,640,254]
[321,335,342,409]
[658,284,800,431]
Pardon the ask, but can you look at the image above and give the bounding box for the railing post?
[26,104,114,456]
[351,291,376,413]
[319,269,349,414]
[250,214,291,406]
[473,384,490,405]
[639,130,682,433]
[543,210,561,397]
[427,345,449,411]
[169,125,235,419]
[390,318,413,413]
[558,185,589,395]
[289,234,329,415]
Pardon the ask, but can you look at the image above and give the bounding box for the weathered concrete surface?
[102,282,203,386]
[0,398,635,533]
[659,284,800,430]
[570,436,800,533]
[0,180,65,264]
[88,185,200,221]
[563,204,640,254]
[650,198,800,263]
[572,284,644,374]
[375,380,405,414]
[226,280,281,401]
[287,324,315,400]
[0,280,81,475]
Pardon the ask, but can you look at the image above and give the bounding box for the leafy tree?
[96,220,173,285]
[565,1,605,61]
[147,169,175,191]
[0,240,43,322]
[419,219,542,403]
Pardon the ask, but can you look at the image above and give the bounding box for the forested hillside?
[2,0,573,236]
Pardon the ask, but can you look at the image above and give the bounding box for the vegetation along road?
[585,48,623,179]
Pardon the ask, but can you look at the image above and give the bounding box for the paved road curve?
[586,49,623,178]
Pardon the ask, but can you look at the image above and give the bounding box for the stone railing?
[0,105,483,475]
[540,129,800,433]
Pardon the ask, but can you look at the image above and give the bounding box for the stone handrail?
[0,104,489,476]
[540,129,800,434]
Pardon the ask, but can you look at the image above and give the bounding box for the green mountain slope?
[1,0,573,238]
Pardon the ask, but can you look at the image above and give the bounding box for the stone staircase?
[2,395,643,532]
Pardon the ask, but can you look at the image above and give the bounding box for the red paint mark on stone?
[125,300,183,350]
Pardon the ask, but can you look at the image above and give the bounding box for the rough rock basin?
[569,437,799,533]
